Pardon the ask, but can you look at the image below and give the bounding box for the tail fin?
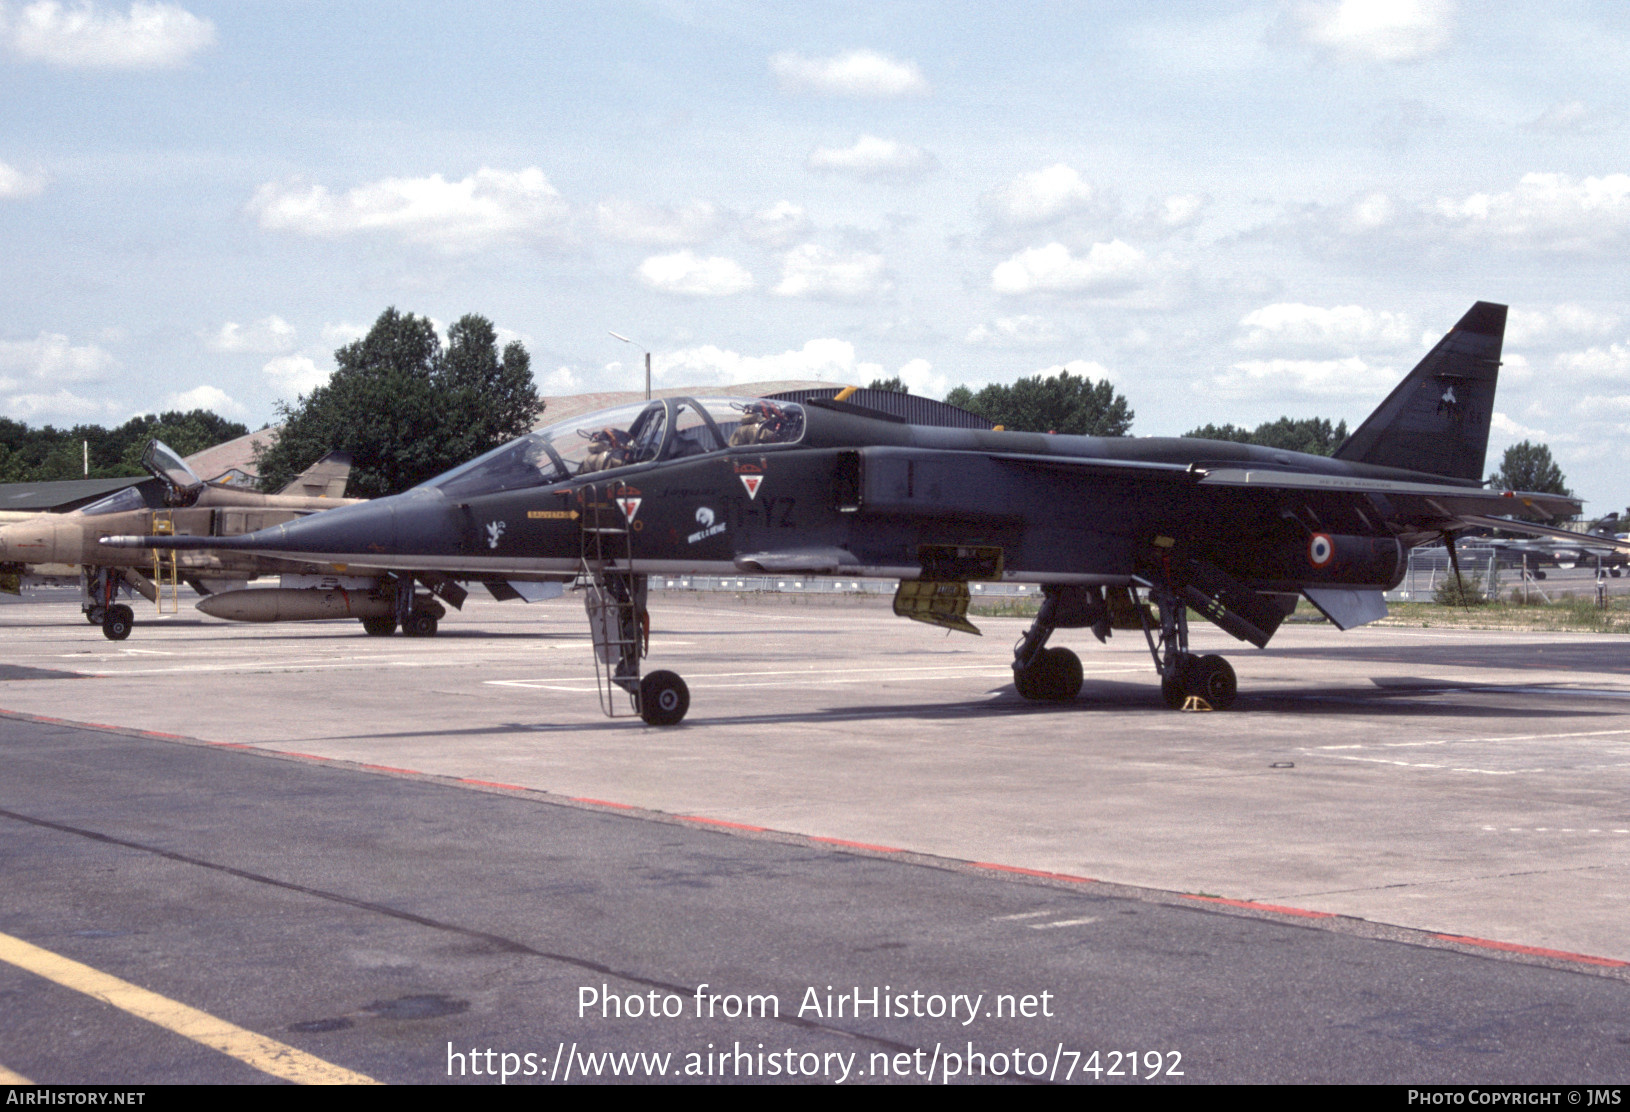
[1333,301,1505,481]
[277,450,353,498]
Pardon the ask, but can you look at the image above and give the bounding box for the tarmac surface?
[2,588,1629,1084]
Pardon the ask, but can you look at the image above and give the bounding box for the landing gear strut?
[1010,585,1105,702]
[83,567,134,641]
[1140,583,1236,710]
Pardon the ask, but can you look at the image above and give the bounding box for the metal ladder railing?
[149,512,180,614]
[578,482,642,717]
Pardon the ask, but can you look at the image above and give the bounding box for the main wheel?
[1190,654,1237,710]
[639,670,689,726]
[401,611,438,637]
[86,606,105,625]
[102,604,134,641]
[1014,646,1083,701]
[361,616,397,636]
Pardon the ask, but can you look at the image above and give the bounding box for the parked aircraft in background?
[115,303,1578,722]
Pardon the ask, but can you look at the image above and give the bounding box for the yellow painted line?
[0,931,377,1085]
[0,1063,33,1084]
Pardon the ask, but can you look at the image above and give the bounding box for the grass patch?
[1380,596,1630,633]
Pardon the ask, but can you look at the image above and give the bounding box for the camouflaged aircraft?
[111,303,1579,723]
[0,441,373,639]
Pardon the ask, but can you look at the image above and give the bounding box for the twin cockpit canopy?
[427,397,806,501]
[81,439,205,515]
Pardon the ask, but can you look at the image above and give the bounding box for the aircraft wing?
[1458,515,1630,555]
[986,452,1580,530]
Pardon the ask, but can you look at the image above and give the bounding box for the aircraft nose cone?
[233,489,461,560]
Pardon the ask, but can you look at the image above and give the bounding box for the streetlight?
[608,331,651,401]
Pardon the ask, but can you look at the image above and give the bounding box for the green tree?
[1489,440,1572,497]
[255,308,544,498]
[866,376,909,393]
[944,370,1133,436]
[1182,416,1349,456]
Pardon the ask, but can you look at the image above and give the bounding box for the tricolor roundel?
[1308,533,1335,569]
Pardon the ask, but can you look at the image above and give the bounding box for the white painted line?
[1029,917,1100,930]
[992,910,1055,921]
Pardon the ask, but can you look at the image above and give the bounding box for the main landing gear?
[1141,583,1236,711]
[83,567,135,641]
[1010,582,1238,710]
[360,576,447,636]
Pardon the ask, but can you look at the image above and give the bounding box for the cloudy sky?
[1,1,1627,507]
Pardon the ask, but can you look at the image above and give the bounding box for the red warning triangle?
[616,497,642,523]
[739,474,763,499]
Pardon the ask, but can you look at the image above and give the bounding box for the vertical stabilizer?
[1334,301,1505,481]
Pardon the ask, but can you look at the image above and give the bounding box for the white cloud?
[595,198,721,246]
[635,251,754,297]
[1143,193,1208,231]
[0,331,116,381]
[964,315,1063,347]
[1557,343,1630,379]
[806,135,934,180]
[248,167,572,253]
[1434,173,1630,254]
[0,388,117,422]
[1235,303,1414,353]
[539,366,582,394]
[991,240,1150,296]
[262,354,328,397]
[983,165,1098,225]
[742,201,810,247]
[1211,356,1397,399]
[321,322,366,347]
[1505,305,1621,347]
[163,384,245,417]
[5,1,214,69]
[0,160,47,199]
[654,338,930,390]
[769,49,928,98]
[1491,412,1548,439]
[206,316,296,354]
[773,244,890,301]
[1290,0,1455,63]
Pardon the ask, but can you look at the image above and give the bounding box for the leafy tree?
[255,308,544,498]
[1489,441,1572,497]
[866,376,909,394]
[944,370,1133,436]
[1182,416,1349,456]
[0,410,246,482]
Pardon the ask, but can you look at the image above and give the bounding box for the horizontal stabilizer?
[1302,587,1388,630]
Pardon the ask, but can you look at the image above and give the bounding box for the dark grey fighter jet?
[110,302,1578,724]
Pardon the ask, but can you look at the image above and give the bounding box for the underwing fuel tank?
[196,587,393,623]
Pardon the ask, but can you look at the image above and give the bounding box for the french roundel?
[1308,533,1335,569]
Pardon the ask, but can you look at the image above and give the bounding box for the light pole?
[608,331,651,401]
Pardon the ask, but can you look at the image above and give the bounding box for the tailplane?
[1333,301,1504,481]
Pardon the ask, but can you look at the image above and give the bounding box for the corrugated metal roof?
[765,387,994,429]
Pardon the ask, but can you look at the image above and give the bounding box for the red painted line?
[679,816,770,832]
[281,751,334,762]
[357,763,421,775]
[971,862,1096,883]
[1182,895,1335,919]
[140,732,190,740]
[210,742,255,751]
[1433,933,1629,968]
[459,778,530,791]
[811,836,905,853]
[571,797,636,809]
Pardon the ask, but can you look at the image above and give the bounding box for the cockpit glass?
[141,440,203,497]
[422,398,805,499]
[81,486,149,516]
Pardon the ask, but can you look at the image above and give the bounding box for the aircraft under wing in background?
[114,302,1578,723]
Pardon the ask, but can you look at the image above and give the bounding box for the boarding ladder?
[577,481,644,717]
[149,511,180,614]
